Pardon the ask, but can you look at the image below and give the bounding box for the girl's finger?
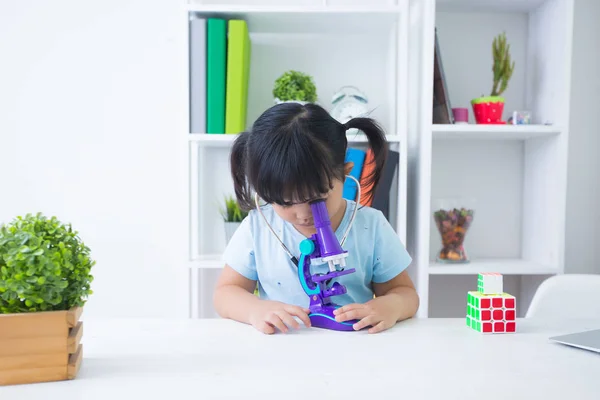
[368,321,388,334]
[285,306,312,328]
[267,314,288,333]
[335,307,368,322]
[333,303,363,315]
[257,321,275,335]
[353,315,377,331]
[276,310,300,330]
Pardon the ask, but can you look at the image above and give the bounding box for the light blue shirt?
[222,200,412,307]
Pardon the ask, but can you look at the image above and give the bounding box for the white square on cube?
[479,273,503,294]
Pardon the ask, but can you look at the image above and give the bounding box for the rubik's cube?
[466,273,516,334]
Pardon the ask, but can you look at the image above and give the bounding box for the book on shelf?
[207,18,227,134]
[189,17,206,134]
[344,147,399,221]
[225,20,251,134]
[371,149,399,221]
[188,17,251,135]
[432,28,453,124]
[343,148,367,201]
[359,149,376,207]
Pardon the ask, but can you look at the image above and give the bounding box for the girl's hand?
[248,300,312,334]
[333,297,400,334]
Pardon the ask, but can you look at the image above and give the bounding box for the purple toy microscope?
[297,199,359,331]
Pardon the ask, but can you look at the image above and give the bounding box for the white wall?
[0,0,190,318]
[0,0,597,320]
[565,0,600,275]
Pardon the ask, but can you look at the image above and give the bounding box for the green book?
[225,20,251,134]
[206,18,227,134]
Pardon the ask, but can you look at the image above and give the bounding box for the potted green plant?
[0,212,94,385]
[220,195,248,243]
[471,32,515,124]
[273,70,317,105]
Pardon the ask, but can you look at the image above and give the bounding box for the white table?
[2,317,599,399]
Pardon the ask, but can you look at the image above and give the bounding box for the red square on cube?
[504,310,515,321]
[505,298,515,309]
[481,298,491,309]
[506,322,516,332]
[492,297,503,308]
[483,322,493,333]
[494,322,505,333]
[481,310,492,321]
[493,309,503,320]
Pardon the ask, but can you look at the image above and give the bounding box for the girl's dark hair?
[230,102,388,211]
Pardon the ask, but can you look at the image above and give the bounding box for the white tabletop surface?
[2,317,599,399]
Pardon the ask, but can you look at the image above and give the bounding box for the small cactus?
[490,32,515,97]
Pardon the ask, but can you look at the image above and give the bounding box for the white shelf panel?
[187,3,405,13]
[189,133,402,146]
[432,124,560,140]
[428,259,558,275]
[187,3,404,34]
[436,0,547,13]
[190,254,224,269]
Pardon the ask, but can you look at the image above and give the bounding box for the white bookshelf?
[185,0,409,317]
[184,0,573,319]
[408,0,573,317]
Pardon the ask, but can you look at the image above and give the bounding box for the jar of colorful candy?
[433,199,475,263]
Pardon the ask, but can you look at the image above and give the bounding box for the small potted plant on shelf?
[273,70,317,105]
[471,32,515,124]
[0,212,94,386]
[220,195,248,243]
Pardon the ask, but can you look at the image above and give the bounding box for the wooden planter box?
[0,307,83,386]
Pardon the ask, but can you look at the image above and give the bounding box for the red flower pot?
[471,96,505,124]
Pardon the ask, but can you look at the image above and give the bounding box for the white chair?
[525,274,600,319]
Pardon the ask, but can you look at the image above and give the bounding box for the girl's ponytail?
[230,131,253,211]
[344,118,388,206]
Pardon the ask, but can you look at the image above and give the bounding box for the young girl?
[213,102,418,334]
